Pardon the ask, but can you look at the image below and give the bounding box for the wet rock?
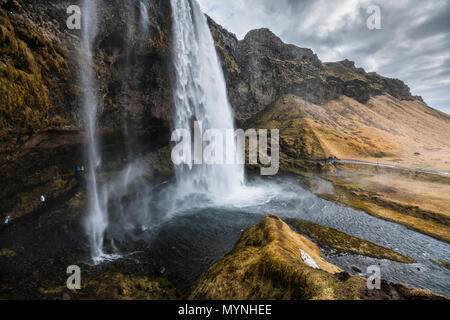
[352,266,362,273]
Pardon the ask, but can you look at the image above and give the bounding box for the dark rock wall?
[1,0,173,139]
[0,0,173,219]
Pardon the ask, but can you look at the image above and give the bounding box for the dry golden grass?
[189,215,447,300]
[249,94,450,172]
[249,93,450,242]
[320,165,450,242]
[189,215,369,300]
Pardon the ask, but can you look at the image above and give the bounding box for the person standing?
[40,194,46,208]
[4,216,9,225]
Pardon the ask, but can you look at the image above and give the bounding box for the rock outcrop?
[189,215,447,300]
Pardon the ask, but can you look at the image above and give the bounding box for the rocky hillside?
[208,17,424,121]
[207,17,449,172]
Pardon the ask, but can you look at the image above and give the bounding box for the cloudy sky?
[197,0,450,115]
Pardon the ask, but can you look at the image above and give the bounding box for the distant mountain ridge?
[207,17,426,120]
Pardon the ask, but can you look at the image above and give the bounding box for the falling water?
[79,0,108,262]
[170,0,245,199]
[140,1,150,32]
[80,1,155,262]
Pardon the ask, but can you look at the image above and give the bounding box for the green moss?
[39,283,66,295]
[286,219,416,263]
[431,259,450,270]
[80,272,179,300]
[0,248,16,257]
[0,9,71,140]
[189,215,369,300]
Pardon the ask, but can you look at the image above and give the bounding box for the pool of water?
[106,176,450,296]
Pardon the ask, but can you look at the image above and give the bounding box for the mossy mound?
[35,272,179,300]
[189,215,367,300]
[286,219,415,263]
[189,215,446,300]
[78,272,179,300]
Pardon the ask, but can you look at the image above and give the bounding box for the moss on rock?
[431,259,450,270]
[0,9,72,140]
[286,219,415,263]
[189,215,367,300]
[189,215,446,300]
[79,272,179,300]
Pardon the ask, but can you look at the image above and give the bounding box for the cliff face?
[207,17,421,121]
[1,0,172,137]
[0,0,173,219]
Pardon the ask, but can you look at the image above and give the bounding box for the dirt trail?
[299,157,450,176]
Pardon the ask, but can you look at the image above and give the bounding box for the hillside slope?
[248,93,450,172]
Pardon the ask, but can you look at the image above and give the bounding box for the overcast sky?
[197,0,450,115]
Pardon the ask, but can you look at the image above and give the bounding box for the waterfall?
[80,1,154,262]
[80,0,108,262]
[170,0,245,200]
[140,1,150,33]
[79,0,248,261]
